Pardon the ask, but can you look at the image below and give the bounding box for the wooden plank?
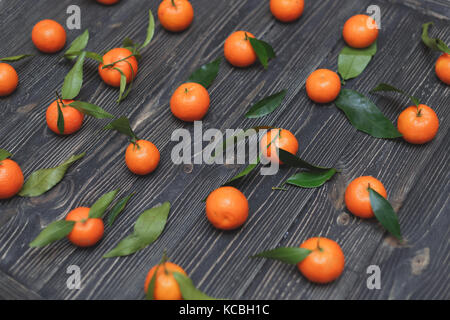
[386,0,450,19]
[0,270,43,300]
[0,0,448,299]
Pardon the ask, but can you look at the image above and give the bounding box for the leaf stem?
[102,54,136,69]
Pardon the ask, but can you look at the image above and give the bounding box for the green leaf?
[19,153,85,197]
[89,189,119,219]
[286,168,337,188]
[103,202,171,258]
[69,101,114,119]
[278,149,332,171]
[103,116,138,141]
[107,193,134,227]
[140,9,155,50]
[64,51,103,63]
[334,89,402,139]
[0,54,33,62]
[64,29,89,60]
[370,83,420,107]
[252,247,311,264]
[29,220,75,247]
[61,51,86,100]
[114,67,128,103]
[145,264,160,300]
[188,57,222,88]
[56,99,65,135]
[245,90,287,118]
[369,188,402,240]
[224,157,259,185]
[249,37,275,69]
[123,37,135,49]
[172,273,216,300]
[0,149,12,162]
[421,22,450,54]
[84,51,104,63]
[338,42,377,81]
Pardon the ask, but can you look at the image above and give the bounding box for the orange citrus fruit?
[397,104,439,144]
[170,82,210,121]
[306,69,341,103]
[345,176,387,219]
[98,48,138,87]
[65,207,104,247]
[0,63,19,97]
[125,139,160,175]
[144,261,187,300]
[32,19,66,53]
[206,186,249,230]
[435,53,450,85]
[158,0,194,32]
[224,31,257,68]
[46,99,84,135]
[297,237,345,284]
[0,158,24,199]
[270,0,305,23]
[342,14,378,48]
[260,128,299,164]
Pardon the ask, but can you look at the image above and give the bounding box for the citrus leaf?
[286,168,337,188]
[369,188,402,240]
[56,99,65,134]
[334,89,402,139]
[224,157,259,185]
[370,83,420,107]
[107,193,134,227]
[103,202,171,258]
[113,67,127,103]
[188,57,222,88]
[123,37,135,49]
[64,29,89,60]
[61,51,86,100]
[103,116,138,141]
[89,189,119,219]
[64,51,103,63]
[249,37,275,69]
[0,149,12,162]
[103,234,145,258]
[338,42,377,81]
[119,61,135,102]
[19,153,85,197]
[0,54,33,62]
[145,264,160,300]
[421,22,450,54]
[173,272,216,300]
[29,220,75,247]
[251,247,311,264]
[245,90,287,118]
[278,149,333,171]
[69,101,114,119]
[140,9,155,50]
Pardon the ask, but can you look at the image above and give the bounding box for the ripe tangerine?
[65,207,104,247]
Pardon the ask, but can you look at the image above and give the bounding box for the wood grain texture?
[0,0,448,300]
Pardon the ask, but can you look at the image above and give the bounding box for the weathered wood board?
[0,0,448,300]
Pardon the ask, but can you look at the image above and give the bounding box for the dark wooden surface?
[0,0,449,300]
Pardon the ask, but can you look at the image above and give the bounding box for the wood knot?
[337,212,350,226]
[183,164,193,173]
[411,248,430,275]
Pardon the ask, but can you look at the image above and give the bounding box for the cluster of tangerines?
[0,0,448,299]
